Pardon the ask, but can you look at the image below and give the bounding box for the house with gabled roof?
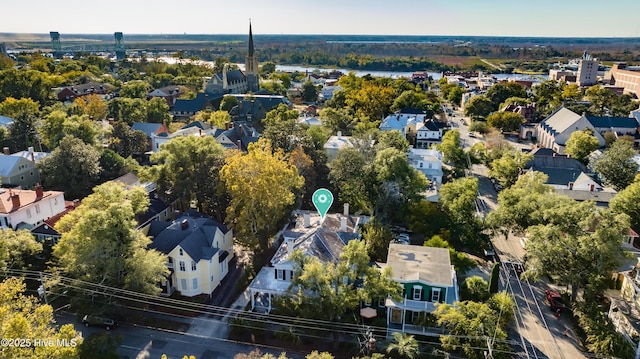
[407,148,443,184]
[415,119,445,149]
[56,82,115,102]
[535,107,607,154]
[0,186,66,231]
[131,122,170,151]
[147,86,181,107]
[151,122,223,152]
[0,154,40,189]
[148,210,234,297]
[383,244,459,335]
[215,123,260,152]
[248,208,368,313]
[229,100,266,124]
[171,93,219,119]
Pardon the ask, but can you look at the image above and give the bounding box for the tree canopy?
[565,129,601,165]
[593,139,637,191]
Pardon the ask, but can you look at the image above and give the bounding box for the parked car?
[393,233,411,245]
[468,132,476,138]
[545,290,568,312]
[483,244,495,257]
[82,315,118,330]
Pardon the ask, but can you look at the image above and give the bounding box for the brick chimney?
[35,184,43,200]
[2,147,9,155]
[10,193,20,211]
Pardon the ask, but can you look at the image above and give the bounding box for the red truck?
[545,290,568,312]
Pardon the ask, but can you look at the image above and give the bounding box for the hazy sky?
[4,0,640,37]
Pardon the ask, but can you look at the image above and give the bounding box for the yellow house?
[149,212,234,297]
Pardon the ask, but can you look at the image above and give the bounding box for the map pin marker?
[312,188,333,221]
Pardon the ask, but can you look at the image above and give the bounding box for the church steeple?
[245,20,259,92]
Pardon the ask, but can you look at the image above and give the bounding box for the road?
[448,106,587,359]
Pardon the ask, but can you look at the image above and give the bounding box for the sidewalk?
[186,287,251,339]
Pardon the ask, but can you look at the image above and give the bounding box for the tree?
[611,180,640,231]
[146,97,171,124]
[376,129,409,152]
[499,96,531,109]
[108,121,148,158]
[439,177,478,223]
[193,110,231,128]
[53,182,168,294]
[441,83,464,105]
[319,107,354,136]
[468,120,488,134]
[120,80,150,98]
[301,80,318,102]
[78,333,122,359]
[329,147,376,214]
[260,62,276,75]
[0,97,41,151]
[460,276,490,302]
[489,262,500,294]
[593,139,637,191]
[435,301,510,359]
[488,150,533,188]
[84,94,108,120]
[38,136,102,199]
[463,95,493,120]
[361,219,394,262]
[220,95,239,112]
[345,81,395,122]
[437,130,467,169]
[220,139,304,254]
[0,277,81,359]
[0,229,41,270]
[106,98,148,125]
[525,208,629,301]
[148,135,228,220]
[565,129,601,165]
[485,82,527,110]
[0,68,52,105]
[386,332,419,359]
[486,112,525,133]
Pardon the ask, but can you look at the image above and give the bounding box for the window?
[180,278,187,290]
[431,288,441,302]
[26,209,32,218]
[35,204,40,214]
[179,261,186,272]
[192,278,198,290]
[411,311,420,323]
[419,162,423,168]
[54,198,58,205]
[276,269,285,280]
[191,261,197,271]
[179,249,183,256]
[210,276,214,282]
[412,286,422,301]
[378,297,386,307]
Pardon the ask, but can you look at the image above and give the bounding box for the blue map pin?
[312,188,334,221]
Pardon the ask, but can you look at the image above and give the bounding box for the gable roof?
[540,107,583,135]
[0,155,33,177]
[0,188,63,214]
[526,148,587,171]
[172,93,214,113]
[218,124,260,151]
[386,244,453,287]
[149,212,229,261]
[421,119,441,131]
[399,108,427,115]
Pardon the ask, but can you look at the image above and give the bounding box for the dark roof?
[31,222,59,237]
[230,95,290,112]
[422,119,441,131]
[148,220,171,238]
[586,115,639,129]
[59,82,114,95]
[131,123,164,138]
[136,191,171,228]
[148,212,229,261]
[533,167,584,186]
[526,148,587,171]
[172,93,212,113]
[225,70,246,83]
[220,125,259,151]
[230,100,264,118]
[182,121,213,130]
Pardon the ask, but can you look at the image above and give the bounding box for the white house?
[415,119,444,149]
[323,131,354,161]
[407,148,444,184]
[248,207,367,313]
[151,123,222,152]
[148,211,234,297]
[0,186,66,230]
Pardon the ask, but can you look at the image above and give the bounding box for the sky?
[3,0,640,37]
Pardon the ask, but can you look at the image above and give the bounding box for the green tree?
[376,130,409,152]
[441,83,464,105]
[107,98,148,125]
[593,139,637,191]
[361,219,394,262]
[488,150,533,188]
[499,96,531,109]
[53,182,169,294]
[329,147,375,214]
[611,180,640,231]
[489,262,500,294]
[40,110,67,149]
[260,62,276,75]
[565,129,601,165]
[485,82,527,110]
[319,107,354,136]
[38,136,102,199]
[120,80,150,98]
[463,95,493,120]
[468,120,488,134]
[147,135,228,220]
[436,130,467,169]
[525,208,629,301]
[0,97,41,151]
[220,95,239,112]
[146,97,171,124]
[108,121,148,158]
[0,229,42,270]
[301,80,318,102]
[220,139,304,255]
[435,301,510,359]
[0,68,52,105]
[0,277,81,359]
[439,177,478,223]
[386,332,419,359]
[460,276,490,302]
[78,333,122,359]
[486,112,525,133]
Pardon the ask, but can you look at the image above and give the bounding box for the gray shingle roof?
[586,115,639,130]
[0,155,26,177]
[132,123,164,138]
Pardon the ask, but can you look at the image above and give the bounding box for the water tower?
[50,31,62,58]
[114,32,126,60]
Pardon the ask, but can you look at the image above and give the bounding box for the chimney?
[10,194,20,211]
[35,184,43,199]
[28,146,35,162]
[343,203,349,216]
[180,219,189,230]
[590,184,595,192]
[2,147,8,155]
[238,124,244,136]
[552,153,556,157]
[199,129,202,136]
[225,122,231,130]
[340,216,347,232]
[303,212,310,228]
[286,237,294,257]
[337,131,342,140]
[236,139,242,150]
[569,182,574,190]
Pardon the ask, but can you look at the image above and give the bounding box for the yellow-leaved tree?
[220,139,303,255]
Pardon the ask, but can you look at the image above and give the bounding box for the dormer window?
[179,248,183,256]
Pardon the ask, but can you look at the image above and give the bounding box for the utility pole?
[38,272,48,305]
[485,336,494,359]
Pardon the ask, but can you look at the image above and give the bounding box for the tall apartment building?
[576,51,598,86]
